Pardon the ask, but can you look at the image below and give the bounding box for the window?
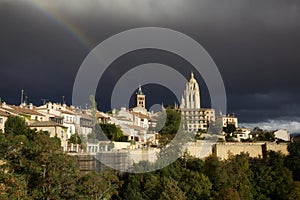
[0,118,3,124]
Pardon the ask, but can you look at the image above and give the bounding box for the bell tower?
[135,85,146,108]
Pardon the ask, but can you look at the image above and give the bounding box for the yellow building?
[29,121,68,151]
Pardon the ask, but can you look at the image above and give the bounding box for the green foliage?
[215,188,240,200]
[250,127,275,142]
[223,124,236,134]
[2,116,300,200]
[287,181,300,200]
[250,151,293,200]
[77,170,121,199]
[68,133,82,144]
[285,140,300,181]
[160,177,186,200]
[88,123,128,142]
[203,153,253,199]
[4,116,28,136]
[157,108,181,135]
[225,153,253,200]
[179,170,212,200]
[154,108,183,147]
[203,155,226,193]
[0,172,28,200]
[119,158,212,200]
[99,123,128,142]
[0,116,121,199]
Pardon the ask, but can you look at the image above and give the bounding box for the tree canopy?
[1,116,300,199]
[0,116,121,199]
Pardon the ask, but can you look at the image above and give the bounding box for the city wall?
[214,142,288,160]
[73,142,289,172]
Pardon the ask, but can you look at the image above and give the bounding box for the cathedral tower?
[180,72,201,109]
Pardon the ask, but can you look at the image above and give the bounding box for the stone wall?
[214,143,265,160]
[186,141,215,158]
[266,143,288,155]
[214,142,289,160]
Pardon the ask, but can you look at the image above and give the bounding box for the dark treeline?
[118,147,300,200]
[1,116,300,199]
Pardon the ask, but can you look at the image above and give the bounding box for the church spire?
[191,71,194,79]
[135,84,145,108]
[137,84,144,95]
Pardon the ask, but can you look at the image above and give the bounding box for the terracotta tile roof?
[60,110,75,115]
[9,106,44,116]
[29,121,66,128]
[131,111,150,119]
[113,116,132,122]
[0,110,10,117]
[124,124,146,131]
[96,112,110,119]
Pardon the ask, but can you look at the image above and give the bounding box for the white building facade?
[180,72,215,132]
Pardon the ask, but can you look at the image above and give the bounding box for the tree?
[250,128,275,142]
[224,124,236,134]
[215,188,240,200]
[1,116,80,199]
[251,151,293,199]
[0,116,124,199]
[121,172,162,200]
[69,133,82,144]
[0,172,28,200]
[157,108,181,135]
[285,140,300,181]
[160,177,186,200]
[4,116,28,136]
[203,155,227,193]
[287,181,300,200]
[99,123,127,142]
[179,170,212,200]
[225,153,253,200]
[77,170,120,200]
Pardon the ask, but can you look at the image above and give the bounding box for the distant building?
[1,103,45,124]
[274,129,290,142]
[29,121,68,151]
[236,127,251,141]
[216,114,238,128]
[0,110,10,133]
[180,72,215,132]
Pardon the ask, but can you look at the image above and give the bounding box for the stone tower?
[135,85,145,108]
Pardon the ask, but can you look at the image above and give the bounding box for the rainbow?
[28,0,94,50]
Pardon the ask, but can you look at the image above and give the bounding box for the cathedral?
[180,72,215,132]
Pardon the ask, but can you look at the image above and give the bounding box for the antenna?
[62,96,65,104]
[41,99,48,105]
[20,89,24,105]
[25,95,28,104]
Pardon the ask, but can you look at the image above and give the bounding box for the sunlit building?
[180,72,215,132]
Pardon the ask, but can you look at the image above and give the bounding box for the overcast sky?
[1,0,300,132]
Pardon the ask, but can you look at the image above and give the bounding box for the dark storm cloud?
[1,0,300,130]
